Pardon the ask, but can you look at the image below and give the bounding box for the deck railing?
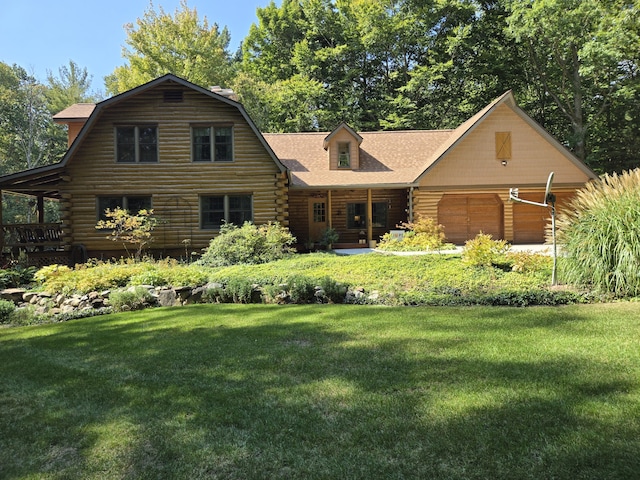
[2,223,64,251]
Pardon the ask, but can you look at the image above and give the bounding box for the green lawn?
[1,303,639,479]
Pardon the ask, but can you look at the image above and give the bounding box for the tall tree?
[240,0,527,131]
[0,63,65,173]
[46,60,99,114]
[105,0,234,94]
[506,0,640,165]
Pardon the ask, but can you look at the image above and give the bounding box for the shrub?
[202,284,227,304]
[0,266,37,289]
[225,277,258,303]
[462,233,510,268]
[34,264,72,285]
[556,169,640,296]
[0,299,16,323]
[507,251,552,275]
[318,276,347,303]
[287,275,317,304]
[318,228,339,249]
[377,216,448,251]
[199,222,296,267]
[109,286,155,312]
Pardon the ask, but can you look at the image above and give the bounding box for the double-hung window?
[192,125,233,162]
[201,194,252,229]
[115,126,158,163]
[347,202,388,229]
[97,195,152,222]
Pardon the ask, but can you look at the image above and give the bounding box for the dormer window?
[338,142,351,168]
[324,123,362,170]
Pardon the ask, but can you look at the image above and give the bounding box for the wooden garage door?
[513,192,574,244]
[438,194,504,244]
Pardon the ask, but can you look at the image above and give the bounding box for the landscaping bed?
[0,251,592,326]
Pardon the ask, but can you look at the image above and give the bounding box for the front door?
[308,198,327,244]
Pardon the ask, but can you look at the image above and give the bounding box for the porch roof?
[0,163,67,199]
[263,129,454,188]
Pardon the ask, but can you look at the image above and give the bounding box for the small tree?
[96,207,158,260]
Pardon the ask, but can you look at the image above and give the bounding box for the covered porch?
[0,164,70,266]
[288,187,413,249]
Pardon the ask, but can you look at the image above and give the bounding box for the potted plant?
[319,227,339,250]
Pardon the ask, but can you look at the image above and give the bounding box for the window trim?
[114,125,159,163]
[346,202,388,229]
[200,194,253,230]
[96,195,153,222]
[191,124,234,163]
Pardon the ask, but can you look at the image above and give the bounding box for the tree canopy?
[105,0,233,95]
[1,0,639,174]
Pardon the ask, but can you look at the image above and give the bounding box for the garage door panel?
[438,194,504,244]
[513,192,574,244]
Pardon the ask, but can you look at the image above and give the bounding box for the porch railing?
[2,223,64,251]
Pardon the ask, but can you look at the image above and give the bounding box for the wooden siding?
[289,189,407,245]
[512,190,575,244]
[60,85,284,255]
[413,101,591,243]
[412,187,578,244]
[67,122,84,147]
[419,103,592,189]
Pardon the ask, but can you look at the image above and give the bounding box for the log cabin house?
[0,74,596,265]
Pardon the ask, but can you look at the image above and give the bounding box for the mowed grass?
[1,303,639,479]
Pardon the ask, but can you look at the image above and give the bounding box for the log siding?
[61,85,285,256]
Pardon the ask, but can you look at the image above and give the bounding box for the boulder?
[157,289,178,307]
[0,288,26,303]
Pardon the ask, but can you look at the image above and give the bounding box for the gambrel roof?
[0,74,286,198]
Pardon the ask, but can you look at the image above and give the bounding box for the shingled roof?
[264,130,454,188]
[52,103,96,122]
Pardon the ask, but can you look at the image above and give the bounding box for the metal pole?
[550,197,557,286]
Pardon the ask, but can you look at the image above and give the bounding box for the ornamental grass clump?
[556,169,640,296]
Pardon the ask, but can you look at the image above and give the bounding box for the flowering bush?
[377,216,448,251]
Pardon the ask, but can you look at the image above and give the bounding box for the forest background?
[0,0,638,222]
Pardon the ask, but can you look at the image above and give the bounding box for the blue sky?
[0,0,275,90]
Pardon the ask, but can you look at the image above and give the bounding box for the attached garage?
[438,194,504,244]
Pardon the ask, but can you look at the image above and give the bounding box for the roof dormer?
[323,122,363,170]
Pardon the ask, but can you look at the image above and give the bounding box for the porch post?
[0,189,3,254]
[409,187,414,222]
[367,188,373,246]
[327,190,332,229]
[37,195,45,224]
